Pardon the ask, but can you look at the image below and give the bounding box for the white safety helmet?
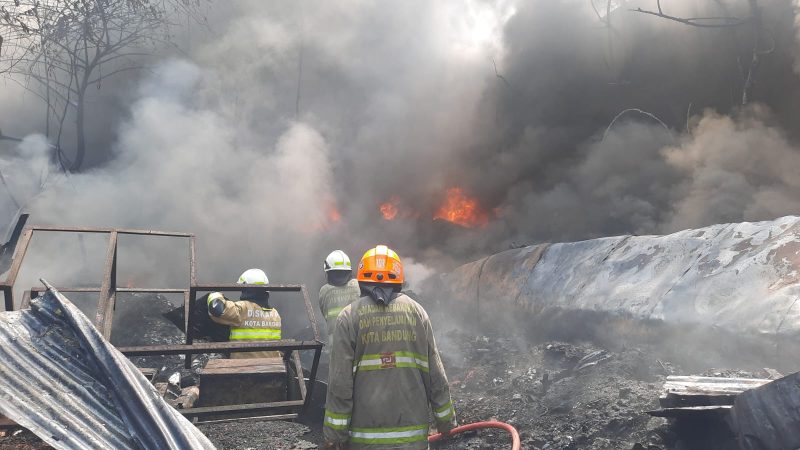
[237,268,269,285]
[324,250,352,272]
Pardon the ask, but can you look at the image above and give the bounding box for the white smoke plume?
[2,0,800,295]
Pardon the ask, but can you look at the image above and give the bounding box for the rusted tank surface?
[436,216,800,352]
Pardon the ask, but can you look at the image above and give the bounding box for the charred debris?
[1,219,800,449]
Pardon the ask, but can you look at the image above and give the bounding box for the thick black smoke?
[3,0,800,293]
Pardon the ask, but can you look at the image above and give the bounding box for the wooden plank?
[198,357,289,408]
[117,339,322,356]
[665,376,771,389]
[647,405,732,419]
[659,375,772,408]
[292,351,307,403]
[184,400,304,415]
[663,376,770,396]
[195,413,298,424]
[201,357,286,375]
[0,415,16,428]
[660,392,739,408]
[3,229,32,287]
[95,231,117,338]
[139,367,158,380]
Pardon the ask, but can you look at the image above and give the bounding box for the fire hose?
[428,420,521,450]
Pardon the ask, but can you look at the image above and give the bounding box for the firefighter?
[323,245,456,449]
[319,250,361,343]
[207,268,282,358]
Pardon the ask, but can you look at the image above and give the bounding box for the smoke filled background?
[4,0,800,297]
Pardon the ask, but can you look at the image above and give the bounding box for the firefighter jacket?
[323,293,457,449]
[207,293,282,359]
[319,278,361,342]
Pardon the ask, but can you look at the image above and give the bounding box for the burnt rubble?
[4,218,800,449]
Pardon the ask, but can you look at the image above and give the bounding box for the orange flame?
[434,187,489,228]
[380,197,400,220]
[328,205,342,223]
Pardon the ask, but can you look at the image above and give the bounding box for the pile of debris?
[4,217,800,449]
[431,331,666,449]
[2,295,796,450]
[427,327,796,450]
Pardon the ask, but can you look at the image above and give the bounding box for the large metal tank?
[432,216,800,370]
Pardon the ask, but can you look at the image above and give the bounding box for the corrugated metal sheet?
[0,281,215,450]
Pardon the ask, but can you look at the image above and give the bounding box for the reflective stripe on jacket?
[207,292,282,359]
[319,279,360,342]
[323,293,457,449]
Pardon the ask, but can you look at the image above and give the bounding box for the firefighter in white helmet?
[319,250,360,344]
[207,268,282,358]
[323,245,456,449]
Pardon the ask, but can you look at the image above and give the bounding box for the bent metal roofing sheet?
[0,280,215,450]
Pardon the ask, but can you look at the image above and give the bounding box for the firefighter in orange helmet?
[323,245,456,449]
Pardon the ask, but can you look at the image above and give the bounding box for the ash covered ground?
[0,291,778,450]
[184,332,753,450]
[188,330,763,450]
[430,332,736,450]
[0,331,771,450]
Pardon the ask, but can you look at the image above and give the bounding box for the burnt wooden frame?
[0,225,323,422]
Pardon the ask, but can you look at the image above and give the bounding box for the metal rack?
[0,225,323,421]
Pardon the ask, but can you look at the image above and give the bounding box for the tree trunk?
[742,0,761,105]
[72,89,86,171]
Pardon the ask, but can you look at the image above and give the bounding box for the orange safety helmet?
[357,245,404,284]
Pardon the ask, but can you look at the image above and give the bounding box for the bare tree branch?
[589,0,604,22]
[602,108,673,143]
[630,7,749,28]
[88,64,145,84]
[0,0,209,170]
[491,57,511,89]
[631,0,767,106]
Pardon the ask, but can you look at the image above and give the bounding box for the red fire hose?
[428,420,521,450]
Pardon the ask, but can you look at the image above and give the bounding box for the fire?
[434,187,489,228]
[304,202,341,234]
[327,205,342,223]
[380,197,400,220]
